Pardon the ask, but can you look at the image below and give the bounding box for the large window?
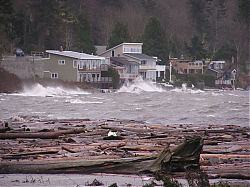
[124,47,142,53]
[58,60,65,65]
[73,60,78,68]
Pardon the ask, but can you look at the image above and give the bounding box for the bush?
[101,66,120,89]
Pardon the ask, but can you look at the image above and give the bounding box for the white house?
[156,65,166,81]
[209,61,225,70]
[99,43,157,81]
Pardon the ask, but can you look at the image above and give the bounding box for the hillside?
[0,0,249,71]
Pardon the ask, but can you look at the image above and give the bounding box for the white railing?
[215,80,231,85]
[139,65,156,70]
[120,73,137,79]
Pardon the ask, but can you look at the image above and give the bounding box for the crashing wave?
[15,83,90,97]
[117,76,164,93]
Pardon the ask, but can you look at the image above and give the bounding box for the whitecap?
[117,76,164,94]
[15,84,90,97]
[65,99,103,104]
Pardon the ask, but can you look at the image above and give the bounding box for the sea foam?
[117,77,164,93]
[16,83,90,97]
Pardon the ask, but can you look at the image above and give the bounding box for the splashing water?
[117,77,165,93]
[170,83,204,94]
[15,83,90,97]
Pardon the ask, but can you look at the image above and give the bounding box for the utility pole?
[169,61,172,83]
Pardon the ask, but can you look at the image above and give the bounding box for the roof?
[95,46,107,55]
[99,43,143,55]
[110,57,139,66]
[124,53,156,61]
[46,50,105,60]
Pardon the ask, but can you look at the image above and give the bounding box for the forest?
[0,0,249,73]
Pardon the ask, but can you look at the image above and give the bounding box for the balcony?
[80,77,112,83]
[139,65,156,70]
[120,73,138,79]
[78,64,109,72]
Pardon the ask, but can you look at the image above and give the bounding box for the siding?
[44,54,77,81]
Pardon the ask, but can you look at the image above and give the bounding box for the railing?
[82,77,112,83]
[120,73,138,79]
[78,64,109,72]
[139,65,156,70]
[31,51,49,58]
[215,79,231,85]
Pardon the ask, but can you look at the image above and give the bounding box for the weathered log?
[0,137,203,174]
[0,127,11,133]
[0,128,86,139]
[1,150,59,159]
[62,146,77,153]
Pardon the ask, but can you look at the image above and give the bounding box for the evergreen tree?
[74,12,96,54]
[0,0,13,57]
[107,22,130,49]
[142,17,168,61]
[238,0,250,24]
[185,36,208,60]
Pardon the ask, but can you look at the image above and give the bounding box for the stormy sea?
[0,78,249,127]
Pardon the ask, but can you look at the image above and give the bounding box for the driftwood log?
[0,137,203,174]
[0,128,86,139]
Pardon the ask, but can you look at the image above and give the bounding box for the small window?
[141,60,146,65]
[112,50,115,57]
[58,60,65,65]
[73,60,78,68]
[51,73,58,79]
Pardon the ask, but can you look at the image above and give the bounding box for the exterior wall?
[156,65,166,80]
[122,44,142,54]
[44,54,77,81]
[100,43,143,57]
[1,56,45,79]
[171,60,203,74]
[209,61,225,70]
[100,46,123,58]
[146,70,156,81]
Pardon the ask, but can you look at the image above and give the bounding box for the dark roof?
[124,53,156,60]
[110,57,138,66]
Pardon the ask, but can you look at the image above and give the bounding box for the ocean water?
[0,78,249,126]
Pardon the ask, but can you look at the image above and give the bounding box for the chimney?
[59,46,63,52]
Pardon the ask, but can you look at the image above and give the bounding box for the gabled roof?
[124,53,156,61]
[46,50,105,60]
[99,43,143,55]
[95,45,107,55]
[110,57,139,66]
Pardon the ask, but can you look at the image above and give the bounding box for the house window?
[58,60,65,65]
[73,60,78,68]
[112,50,115,57]
[51,73,58,79]
[141,60,146,65]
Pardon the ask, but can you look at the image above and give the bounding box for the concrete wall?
[1,56,45,79]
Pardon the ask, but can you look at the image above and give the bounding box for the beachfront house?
[43,50,110,83]
[208,61,225,70]
[99,43,157,81]
[110,57,139,82]
[156,65,166,82]
[170,58,204,74]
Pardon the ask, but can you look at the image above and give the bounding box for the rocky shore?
[0,117,249,184]
[0,68,22,93]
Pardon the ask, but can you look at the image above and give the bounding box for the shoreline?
[0,118,249,182]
